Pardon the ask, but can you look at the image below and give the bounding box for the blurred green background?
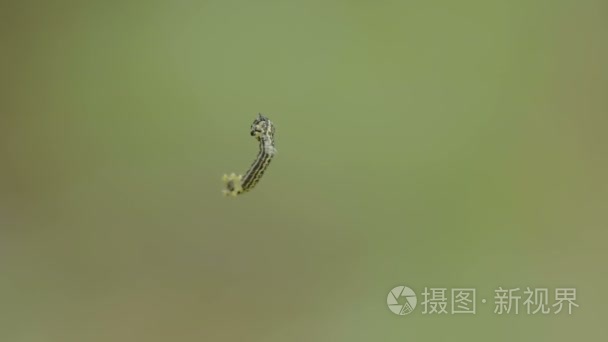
[1,0,607,341]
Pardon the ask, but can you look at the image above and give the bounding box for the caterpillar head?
[250,113,274,141]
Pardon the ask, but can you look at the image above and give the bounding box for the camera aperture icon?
[387,286,417,315]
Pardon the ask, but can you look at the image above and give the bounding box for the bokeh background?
[1,0,607,341]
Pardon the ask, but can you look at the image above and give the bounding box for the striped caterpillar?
[222,114,276,196]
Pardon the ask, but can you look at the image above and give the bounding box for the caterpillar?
[222,114,276,196]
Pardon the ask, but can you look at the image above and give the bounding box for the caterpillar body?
[222,114,276,196]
